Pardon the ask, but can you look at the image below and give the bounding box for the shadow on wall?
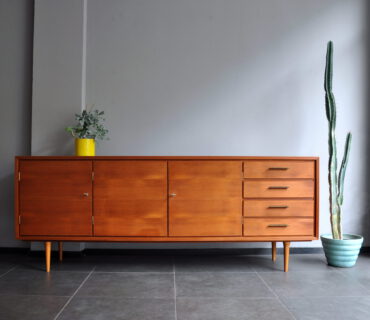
[35,136,74,157]
[0,0,33,248]
[363,0,370,243]
[0,174,25,247]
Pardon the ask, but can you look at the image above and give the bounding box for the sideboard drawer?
[243,180,314,198]
[244,200,314,217]
[244,218,314,236]
[244,160,314,179]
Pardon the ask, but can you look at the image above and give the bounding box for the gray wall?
[3,0,369,249]
[32,0,85,155]
[0,0,33,247]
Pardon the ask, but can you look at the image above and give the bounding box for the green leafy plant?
[324,41,352,240]
[65,109,109,140]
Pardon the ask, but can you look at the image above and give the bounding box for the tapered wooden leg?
[283,241,290,272]
[45,241,51,273]
[272,242,277,262]
[58,241,63,262]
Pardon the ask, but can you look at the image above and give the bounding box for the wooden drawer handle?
[268,224,288,228]
[268,205,289,209]
[268,186,289,190]
[268,167,288,170]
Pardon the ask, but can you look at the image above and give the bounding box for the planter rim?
[320,233,363,241]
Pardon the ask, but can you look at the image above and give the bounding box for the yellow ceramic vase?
[75,138,95,156]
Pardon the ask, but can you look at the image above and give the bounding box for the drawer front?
[243,180,314,198]
[244,160,314,179]
[244,218,314,236]
[244,200,314,217]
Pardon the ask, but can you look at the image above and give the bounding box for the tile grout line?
[173,258,178,320]
[335,268,370,295]
[255,272,297,320]
[0,265,18,279]
[53,266,96,320]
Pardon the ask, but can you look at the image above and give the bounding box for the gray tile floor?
[0,252,369,320]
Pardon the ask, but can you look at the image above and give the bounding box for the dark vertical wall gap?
[0,0,34,248]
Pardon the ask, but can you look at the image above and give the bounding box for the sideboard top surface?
[16,156,319,161]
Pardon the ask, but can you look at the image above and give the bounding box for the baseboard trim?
[0,247,29,254]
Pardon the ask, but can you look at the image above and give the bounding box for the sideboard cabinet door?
[169,161,242,236]
[94,161,167,236]
[19,160,93,236]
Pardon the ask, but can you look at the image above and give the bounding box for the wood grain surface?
[94,161,167,236]
[169,161,242,236]
[243,160,315,179]
[19,161,93,236]
[243,218,314,236]
[243,199,314,217]
[243,180,314,198]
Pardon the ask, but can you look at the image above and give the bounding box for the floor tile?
[175,272,273,298]
[58,297,175,320]
[0,266,16,277]
[248,254,334,272]
[0,269,89,296]
[92,255,173,272]
[0,294,68,320]
[282,296,370,320]
[0,254,20,273]
[174,255,254,273]
[176,297,293,320]
[335,254,370,284]
[77,272,174,298]
[0,262,17,272]
[0,252,369,319]
[259,271,370,298]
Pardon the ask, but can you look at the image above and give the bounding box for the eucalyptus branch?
[65,108,109,141]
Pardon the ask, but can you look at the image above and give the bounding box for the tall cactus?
[324,41,352,240]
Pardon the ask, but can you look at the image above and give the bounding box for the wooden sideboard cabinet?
[15,156,319,272]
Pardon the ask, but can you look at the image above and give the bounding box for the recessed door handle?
[169,193,177,197]
[268,224,288,228]
[268,167,288,170]
[83,193,89,197]
[268,186,289,190]
[268,205,289,209]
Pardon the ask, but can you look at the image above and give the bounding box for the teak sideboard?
[15,156,319,272]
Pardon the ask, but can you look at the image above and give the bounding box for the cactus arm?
[338,132,352,206]
[325,41,333,122]
[324,42,333,91]
[324,41,337,126]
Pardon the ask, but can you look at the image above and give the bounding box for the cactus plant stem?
[324,41,351,240]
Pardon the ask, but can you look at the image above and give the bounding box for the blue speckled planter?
[321,234,363,268]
